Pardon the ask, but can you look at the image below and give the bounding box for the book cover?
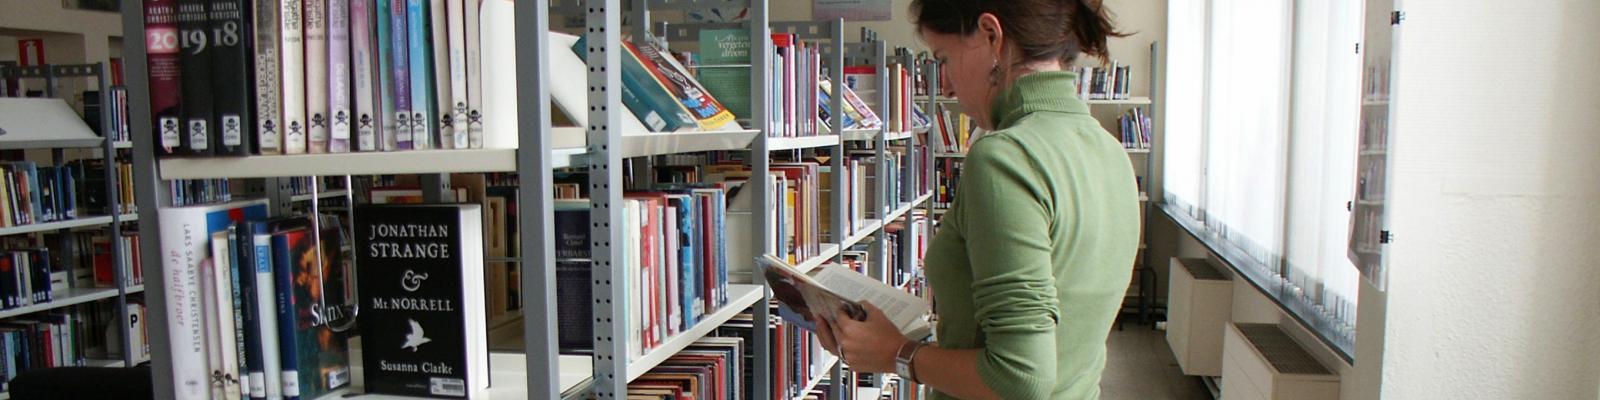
[158,199,270,400]
[207,230,243,400]
[304,0,330,153]
[177,0,215,156]
[233,223,269,400]
[327,0,352,153]
[462,0,482,148]
[209,0,254,156]
[696,29,751,122]
[633,40,740,131]
[406,0,434,149]
[428,0,454,149]
[271,220,352,400]
[444,0,468,149]
[252,0,283,155]
[247,221,284,399]
[388,0,412,150]
[145,0,184,155]
[351,0,380,152]
[354,204,488,398]
[280,0,308,154]
[570,36,694,132]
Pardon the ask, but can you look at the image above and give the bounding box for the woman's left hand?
[818,302,910,373]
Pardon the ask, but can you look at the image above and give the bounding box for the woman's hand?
[814,302,909,373]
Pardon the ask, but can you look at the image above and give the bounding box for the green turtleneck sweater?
[923,71,1140,400]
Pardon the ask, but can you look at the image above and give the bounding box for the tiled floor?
[1101,321,1214,400]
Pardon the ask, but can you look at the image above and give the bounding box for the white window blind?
[1203,0,1291,266]
[1161,0,1206,215]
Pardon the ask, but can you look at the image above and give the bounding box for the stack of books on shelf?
[1117,107,1153,150]
[0,162,86,227]
[55,230,145,289]
[71,159,138,216]
[624,335,746,400]
[932,157,962,210]
[769,33,823,138]
[0,312,93,388]
[83,87,134,144]
[0,246,58,310]
[713,308,832,400]
[1071,62,1133,100]
[167,178,232,207]
[929,105,978,155]
[843,64,918,134]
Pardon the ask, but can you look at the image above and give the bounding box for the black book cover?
[207,0,254,156]
[176,0,216,156]
[355,204,485,398]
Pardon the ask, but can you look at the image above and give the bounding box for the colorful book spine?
[304,0,330,153]
[145,0,183,155]
[176,0,214,156]
[272,229,303,400]
[406,0,434,149]
[634,41,739,131]
[429,0,453,149]
[463,0,482,148]
[374,0,397,151]
[253,0,284,154]
[281,0,308,154]
[389,0,412,150]
[209,0,253,156]
[328,0,353,153]
[445,0,468,149]
[352,0,379,152]
[249,223,283,399]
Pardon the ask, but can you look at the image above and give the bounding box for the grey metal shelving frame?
[0,62,143,371]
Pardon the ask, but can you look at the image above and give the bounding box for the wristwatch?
[894,340,926,383]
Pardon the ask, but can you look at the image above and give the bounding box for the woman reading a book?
[814,1,1140,399]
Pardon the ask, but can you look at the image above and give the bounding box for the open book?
[759,254,932,339]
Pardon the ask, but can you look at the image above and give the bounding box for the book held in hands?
[758,254,930,339]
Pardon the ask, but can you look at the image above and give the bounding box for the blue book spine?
[374,0,395,151]
[272,233,301,400]
[714,190,727,305]
[406,0,434,149]
[674,197,695,331]
[235,224,266,400]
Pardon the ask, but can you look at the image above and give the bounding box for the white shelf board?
[841,129,879,142]
[794,244,841,274]
[884,193,933,222]
[118,213,139,222]
[769,135,841,151]
[127,284,145,294]
[0,288,121,319]
[161,149,526,179]
[290,189,351,202]
[626,284,763,382]
[796,353,840,399]
[1359,149,1387,156]
[1085,97,1152,105]
[1125,147,1151,154]
[0,215,115,236]
[884,130,913,141]
[622,129,760,156]
[0,98,105,149]
[934,152,965,158]
[349,344,593,399]
[842,219,883,249]
[113,141,134,149]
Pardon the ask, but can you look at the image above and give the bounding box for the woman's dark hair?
[912,0,1126,64]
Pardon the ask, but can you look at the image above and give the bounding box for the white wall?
[1375,0,1600,397]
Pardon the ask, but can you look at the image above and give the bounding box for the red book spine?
[144,0,183,155]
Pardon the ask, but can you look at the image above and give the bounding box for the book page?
[809,266,928,335]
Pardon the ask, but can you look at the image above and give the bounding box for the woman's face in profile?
[920,26,998,128]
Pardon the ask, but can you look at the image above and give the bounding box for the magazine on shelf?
[757,254,930,338]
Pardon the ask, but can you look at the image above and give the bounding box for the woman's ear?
[975,12,1005,61]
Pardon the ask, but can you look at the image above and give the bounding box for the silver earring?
[989,58,1001,86]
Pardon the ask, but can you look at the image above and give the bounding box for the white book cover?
[304,0,331,153]
[209,231,244,400]
[462,0,481,148]
[445,0,468,150]
[429,0,453,149]
[327,0,353,153]
[159,200,269,400]
[281,0,308,154]
[251,232,284,400]
[351,0,379,152]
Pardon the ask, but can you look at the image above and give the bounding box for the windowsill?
[1158,202,1356,364]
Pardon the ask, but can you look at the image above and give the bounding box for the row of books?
[84,87,134,144]
[0,313,93,392]
[708,309,832,400]
[1071,63,1133,101]
[51,230,147,289]
[83,300,152,365]
[158,200,355,400]
[0,162,86,227]
[1117,107,1153,150]
[553,187,733,360]
[168,178,233,207]
[928,106,979,155]
[78,159,138,216]
[564,34,742,135]
[284,176,350,197]
[932,158,963,210]
[624,335,747,400]
[0,249,57,310]
[143,0,492,157]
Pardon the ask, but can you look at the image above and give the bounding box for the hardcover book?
[570,36,695,133]
[354,204,488,398]
[633,40,741,131]
[253,0,284,154]
[429,0,454,149]
[145,0,182,155]
[695,28,752,122]
[209,0,254,156]
[351,0,380,152]
[280,0,309,154]
[177,0,215,156]
[304,0,331,153]
[444,0,468,149]
[328,0,353,153]
[271,218,353,400]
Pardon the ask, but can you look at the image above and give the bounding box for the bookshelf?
[114,0,937,398]
[0,62,147,382]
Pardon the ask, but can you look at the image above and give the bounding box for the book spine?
[251,228,283,400]
[445,0,467,149]
[177,0,215,156]
[351,0,379,152]
[328,0,352,153]
[462,0,481,148]
[236,225,266,399]
[209,232,243,400]
[272,233,301,400]
[157,208,215,400]
[281,0,308,154]
[389,0,412,150]
[228,227,253,399]
[145,0,184,155]
[304,0,330,153]
[406,0,434,150]
[374,0,396,151]
[429,0,453,149]
[209,0,254,156]
[253,0,283,155]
